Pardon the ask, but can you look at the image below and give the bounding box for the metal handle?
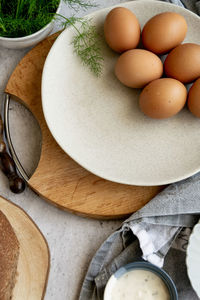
[3,93,29,182]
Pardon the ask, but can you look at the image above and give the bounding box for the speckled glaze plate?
[42,0,200,186]
[186,220,200,297]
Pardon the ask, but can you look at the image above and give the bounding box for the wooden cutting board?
[5,33,163,219]
[0,196,49,300]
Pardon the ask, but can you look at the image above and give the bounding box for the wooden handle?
[0,115,25,194]
[0,117,6,153]
[0,152,26,193]
[0,116,3,134]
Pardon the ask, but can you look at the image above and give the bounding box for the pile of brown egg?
[104,7,200,119]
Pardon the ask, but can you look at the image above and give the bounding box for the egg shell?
[188,78,200,118]
[139,78,187,119]
[164,43,200,83]
[142,12,187,54]
[104,7,140,53]
[115,49,163,88]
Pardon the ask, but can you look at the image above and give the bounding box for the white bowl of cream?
[104,262,178,300]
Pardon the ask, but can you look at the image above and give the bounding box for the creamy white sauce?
[110,269,170,300]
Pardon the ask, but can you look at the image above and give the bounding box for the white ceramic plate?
[42,0,200,186]
[186,220,200,297]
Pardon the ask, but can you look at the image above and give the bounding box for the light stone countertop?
[0,1,129,299]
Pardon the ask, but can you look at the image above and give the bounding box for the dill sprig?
[58,15,104,76]
[66,0,97,11]
[73,21,103,76]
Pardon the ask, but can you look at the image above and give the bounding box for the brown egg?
[115,49,163,88]
[104,7,140,53]
[164,43,200,83]
[142,12,187,54]
[139,78,187,119]
[188,78,200,118]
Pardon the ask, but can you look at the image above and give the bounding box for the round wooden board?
[0,196,49,300]
[5,32,163,219]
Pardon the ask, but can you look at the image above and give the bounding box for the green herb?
[0,0,104,76]
[0,0,59,37]
[66,0,97,11]
[0,0,93,38]
[58,15,103,76]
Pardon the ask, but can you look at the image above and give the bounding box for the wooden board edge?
[29,184,129,220]
[0,195,50,300]
[5,93,130,220]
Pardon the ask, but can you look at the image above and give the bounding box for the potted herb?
[0,0,103,75]
[0,0,64,48]
[0,0,93,48]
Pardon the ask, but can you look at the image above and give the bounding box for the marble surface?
[0,1,129,299]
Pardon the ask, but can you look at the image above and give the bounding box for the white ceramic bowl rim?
[0,0,62,41]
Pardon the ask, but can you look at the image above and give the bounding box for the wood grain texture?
[5,33,164,219]
[0,196,49,300]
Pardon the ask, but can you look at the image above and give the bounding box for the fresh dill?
[0,0,104,76]
[0,0,60,37]
[58,15,104,76]
[0,0,94,37]
[66,0,97,11]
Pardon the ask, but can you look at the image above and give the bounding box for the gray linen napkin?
[79,174,200,299]
[79,1,200,299]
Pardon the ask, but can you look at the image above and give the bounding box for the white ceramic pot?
[0,1,61,49]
